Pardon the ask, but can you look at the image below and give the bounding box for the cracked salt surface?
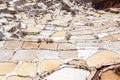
[43,68,90,80]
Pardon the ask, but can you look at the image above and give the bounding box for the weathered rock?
[92,0,120,9]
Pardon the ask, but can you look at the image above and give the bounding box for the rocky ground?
[0,0,120,80]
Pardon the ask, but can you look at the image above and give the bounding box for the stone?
[39,42,58,50]
[4,41,23,49]
[86,50,120,68]
[37,50,59,59]
[0,63,17,75]
[22,41,40,49]
[0,50,14,61]
[58,43,76,50]
[43,68,90,80]
[11,50,38,61]
[59,50,77,59]
[7,76,32,80]
[40,59,60,73]
[16,62,37,76]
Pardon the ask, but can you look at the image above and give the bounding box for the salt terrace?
[0,0,120,80]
